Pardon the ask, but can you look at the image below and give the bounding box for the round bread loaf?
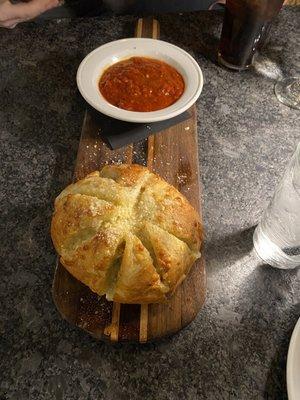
[51,164,202,304]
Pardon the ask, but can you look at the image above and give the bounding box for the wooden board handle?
[135,17,160,39]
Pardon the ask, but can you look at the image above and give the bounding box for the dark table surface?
[0,7,299,400]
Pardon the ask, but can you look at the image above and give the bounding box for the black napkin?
[90,109,190,150]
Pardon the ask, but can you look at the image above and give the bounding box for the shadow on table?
[247,20,292,83]
[204,226,256,270]
[264,334,291,400]
[250,49,285,84]
[236,263,300,400]
[261,264,299,400]
[159,11,223,65]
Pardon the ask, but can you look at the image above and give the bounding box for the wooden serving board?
[52,17,206,343]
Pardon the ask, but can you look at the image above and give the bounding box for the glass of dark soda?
[218,0,284,70]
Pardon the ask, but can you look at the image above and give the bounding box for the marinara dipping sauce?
[99,57,185,112]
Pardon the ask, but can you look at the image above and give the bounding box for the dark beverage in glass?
[218,0,284,70]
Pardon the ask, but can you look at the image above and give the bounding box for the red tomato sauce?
[99,57,185,112]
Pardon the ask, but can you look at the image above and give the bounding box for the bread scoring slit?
[129,171,151,204]
[105,240,125,301]
[56,177,122,206]
[154,225,201,259]
[63,227,99,256]
[136,229,169,290]
[143,222,200,291]
[105,257,122,301]
[112,233,168,303]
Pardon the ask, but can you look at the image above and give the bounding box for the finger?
[1,0,59,22]
[18,0,60,19]
[0,18,20,28]
[22,0,60,19]
[7,22,17,29]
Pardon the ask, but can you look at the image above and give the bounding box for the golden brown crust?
[143,222,198,296]
[51,164,202,304]
[113,234,168,304]
[135,172,203,252]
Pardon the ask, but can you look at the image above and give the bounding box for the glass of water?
[275,77,300,110]
[253,143,300,269]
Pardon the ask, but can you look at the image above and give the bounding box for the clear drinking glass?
[218,0,284,71]
[275,77,300,110]
[253,143,300,269]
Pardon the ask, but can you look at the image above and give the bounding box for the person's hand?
[0,0,60,29]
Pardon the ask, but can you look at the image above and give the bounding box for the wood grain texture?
[52,17,206,343]
[146,106,206,340]
[284,0,300,5]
